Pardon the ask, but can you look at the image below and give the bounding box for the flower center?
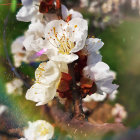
[38,124,49,136]
[47,24,78,55]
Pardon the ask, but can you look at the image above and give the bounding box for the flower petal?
[26,83,56,106]
[16,6,38,22]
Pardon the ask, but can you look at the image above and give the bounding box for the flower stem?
[68,63,85,120]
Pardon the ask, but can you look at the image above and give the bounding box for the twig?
[68,63,85,120]
[50,106,127,139]
[0,129,22,139]
[3,11,30,88]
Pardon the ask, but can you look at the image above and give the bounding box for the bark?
[50,106,127,140]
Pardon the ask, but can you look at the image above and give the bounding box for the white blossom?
[84,38,104,65]
[11,36,46,67]
[24,120,54,140]
[83,62,119,95]
[16,0,40,22]
[23,21,46,52]
[11,36,28,67]
[26,60,68,106]
[44,18,88,63]
[0,105,8,115]
[62,5,83,20]
[112,103,127,122]
[83,69,118,102]
[6,78,23,95]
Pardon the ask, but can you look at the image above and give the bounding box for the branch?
[0,128,23,139]
[68,63,85,120]
[50,106,127,139]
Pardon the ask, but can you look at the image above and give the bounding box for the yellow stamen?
[51,27,75,55]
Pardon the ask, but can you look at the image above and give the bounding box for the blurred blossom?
[130,0,140,15]
[108,90,118,101]
[6,78,23,95]
[11,36,28,67]
[88,1,99,13]
[80,0,89,8]
[112,103,127,123]
[0,105,8,115]
[131,0,137,9]
[23,120,54,140]
[102,1,112,14]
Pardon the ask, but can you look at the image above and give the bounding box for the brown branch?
[68,63,85,120]
[90,97,108,115]
[0,128,23,139]
[50,105,127,139]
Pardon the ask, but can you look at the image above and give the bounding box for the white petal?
[83,62,110,80]
[26,83,56,106]
[11,36,25,54]
[83,61,118,95]
[69,9,83,19]
[23,35,44,52]
[35,61,60,85]
[23,22,46,52]
[87,52,102,65]
[85,38,104,53]
[98,79,119,94]
[55,62,68,73]
[48,52,79,63]
[109,90,118,101]
[22,0,33,6]
[61,4,69,20]
[83,95,92,102]
[16,6,38,22]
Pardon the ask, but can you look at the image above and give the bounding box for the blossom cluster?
[11,0,119,106]
[3,0,129,139]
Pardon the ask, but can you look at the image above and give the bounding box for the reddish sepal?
[80,77,97,97]
[57,72,73,100]
[65,14,72,22]
[39,0,54,13]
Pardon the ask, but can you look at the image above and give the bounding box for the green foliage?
[11,0,17,13]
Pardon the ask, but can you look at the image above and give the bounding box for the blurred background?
[0,0,140,139]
